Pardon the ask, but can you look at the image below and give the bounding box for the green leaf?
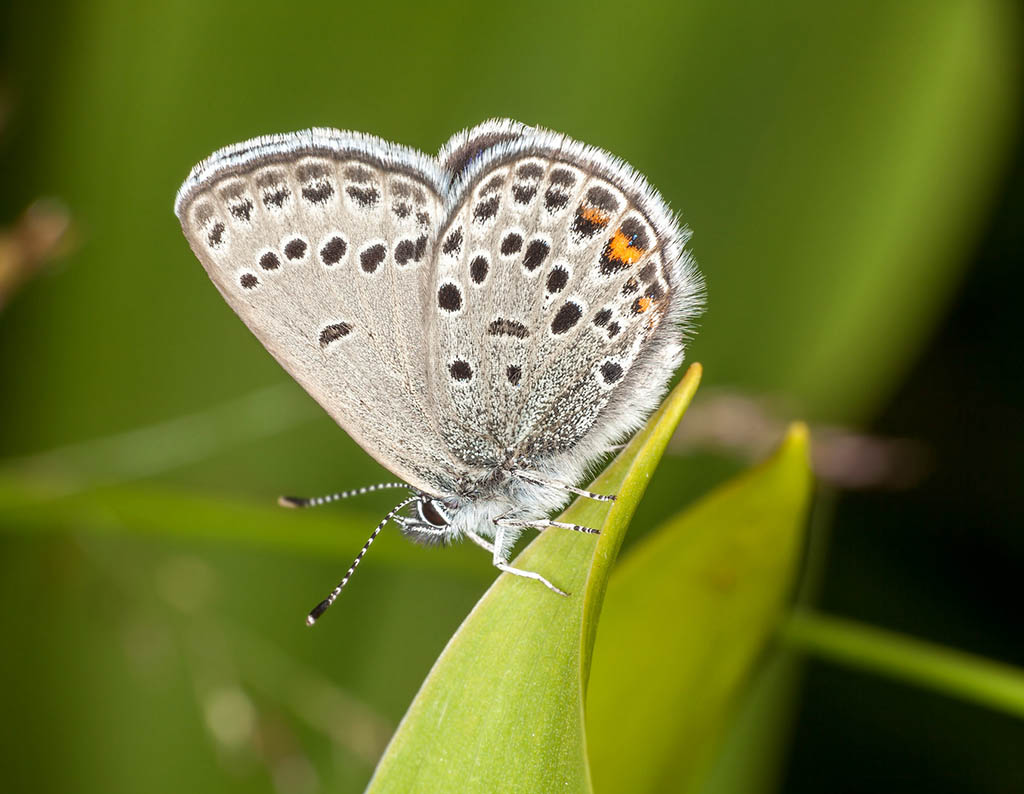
[780,610,1024,720]
[366,364,702,793]
[0,381,315,489]
[691,648,803,794]
[586,423,813,793]
[0,474,485,579]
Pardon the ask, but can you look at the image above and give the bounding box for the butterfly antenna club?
[306,494,420,625]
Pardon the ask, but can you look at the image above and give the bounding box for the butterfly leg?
[464,528,496,554]
[475,524,569,597]
[511,471,616,503]
[496,517,601,535]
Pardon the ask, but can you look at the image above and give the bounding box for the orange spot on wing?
[630,295,654,316]
[581,206,610,226]
[607,229,646,265]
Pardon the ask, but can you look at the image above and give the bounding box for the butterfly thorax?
[440,466,567,529]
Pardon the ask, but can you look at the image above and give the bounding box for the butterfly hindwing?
[428,127,702,476]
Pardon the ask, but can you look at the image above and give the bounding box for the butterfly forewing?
[175,130,459,494]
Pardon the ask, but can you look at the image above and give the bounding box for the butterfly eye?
[417,499,450,528]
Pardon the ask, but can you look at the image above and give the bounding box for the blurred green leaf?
[1,381,315,490]
[674,1,1018,422]
[586,423,812,793]
[0,473,486,580]
[780,610,1024,720]
[367,365,702,792]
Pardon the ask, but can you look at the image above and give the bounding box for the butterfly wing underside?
[175,129,458,494]
[427,130,702,478]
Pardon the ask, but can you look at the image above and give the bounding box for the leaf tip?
[776,421,812,475]
[784,421,810,448]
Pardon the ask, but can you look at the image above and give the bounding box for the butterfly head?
[398,494,456,546]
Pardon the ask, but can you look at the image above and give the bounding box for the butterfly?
[174,119,702,623]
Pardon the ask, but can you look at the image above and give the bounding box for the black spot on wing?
[551,301,582,334]
[443,228,463,256]
[346,185,380,207]
[549,168,575,187]
[262,187,289,209]
[586,186,618,211]
[438,283,462,312]
[394,239,416,266]
[345,165,372,182]
[450,360,473,381]
[512,184,537,204]
[481,174,505,194]
[500,232,523,256]
[302,182,334,205]
[600,361,623,383]
[546,266,568,294]
[522,239,549,271]
[474,195,500,222]
[360,243,386,273]
[544,189,569,212]
[230,200,253,221]
[571,207,608,238]
[319,322,352,347]
[487,318,530,339]
[207,222,225,248]
[284,239,307,260]
[470,255,489,284]
[320,237,347,265]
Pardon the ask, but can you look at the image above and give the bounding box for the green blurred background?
[0,0,1020,791]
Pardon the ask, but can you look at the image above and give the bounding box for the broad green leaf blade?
[586,423,812,793]
[691,648,803,794]
[367,365,702,793]
[687,483,842,794]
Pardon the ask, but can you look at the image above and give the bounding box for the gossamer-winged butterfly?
[174,119,703,624]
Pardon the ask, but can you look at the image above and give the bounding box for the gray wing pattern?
[427,130,702,478]
[175,129,460,494]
